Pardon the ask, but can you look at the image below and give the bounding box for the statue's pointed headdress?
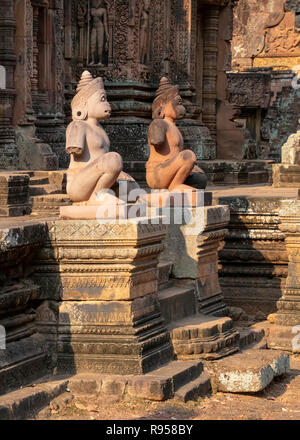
[71,71,105,120]
[152,77,180,119]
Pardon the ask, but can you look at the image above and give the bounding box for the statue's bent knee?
[102,152,123,175]
[181,150,197,164]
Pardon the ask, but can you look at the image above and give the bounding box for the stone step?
[158,260,172,290]
[0,360,211,418]
[147,359,203,392]
[169,314,240,360]
[31,171,54,177]
[238,325,266,349]
[158,285,196,323]
[29,177,50,186]
[248,171,269,185]
[29,184,62,196]
[0,378,68,420]
[67,359,208,402]
[208,348,290,393]
[174,372,211,402]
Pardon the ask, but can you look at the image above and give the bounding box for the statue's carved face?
[93,0,103,8]
[144,0,151,10]
[162,94,185,120]
[87,90,111,120]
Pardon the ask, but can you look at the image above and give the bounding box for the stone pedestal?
[33,218,174,375]
[214,189,289,317]
[272,129,300,188]
[269,200,300,352]
[159,204,230,316]
[272,164,300,188]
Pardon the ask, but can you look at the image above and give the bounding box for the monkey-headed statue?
[146,77,207,195]
[60,71,138,219]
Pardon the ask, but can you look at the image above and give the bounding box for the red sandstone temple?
[0,0,299,419]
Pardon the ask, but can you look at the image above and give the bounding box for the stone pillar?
[14,0,35,127]
[0,0,18,169]
[33,0,66,168]
[197,206,230,315]
[13,0,59,171]
[0,0,16,89]
[268,200,300,352]
[31,6,39,94]
[160,203,230,316]
[202,5,219,140]
[170,0,216,161]
[33,218,174,374]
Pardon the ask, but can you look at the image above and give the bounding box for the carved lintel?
[199,0,229,6]
[30,0,48,8]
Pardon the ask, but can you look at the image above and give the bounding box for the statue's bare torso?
[67,121,110,170]
[91,7,106,26]
[147,119,184,168]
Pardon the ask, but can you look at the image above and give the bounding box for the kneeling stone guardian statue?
[60,71,137,219]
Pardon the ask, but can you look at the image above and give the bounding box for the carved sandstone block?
[268,200,300,351]
[33,218,174,375]
[160,205,230,315]
[0,174,30,217]
[33,219,167,301]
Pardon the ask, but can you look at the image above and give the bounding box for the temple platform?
[209,183,298,199]
[0,183,296,417]
[207,184,299,318]
[124,160,274,187]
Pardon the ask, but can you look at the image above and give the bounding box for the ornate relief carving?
[227,73,272,108]
[88,0,109,66]
[150,0,165,82]
[0,0,17,171]
[261,11,300,57]
[202,5,219,138]
[139,0,151,65]
[54,0,65,114]
[26,0,34,115]
[76,0,149,80]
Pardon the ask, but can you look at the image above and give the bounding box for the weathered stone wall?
[0,221,50,395]
[220,0,300,163]
[1,0,298,173]
[213,193,290,317]
[261,85,300,162]
[231,0,300,71]
[13,0,63,170]
[268,199,300,352]
[63,0,227,178]
[0,0,237,173]
[0,0,18,169]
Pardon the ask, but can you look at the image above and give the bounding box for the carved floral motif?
[227,73,272,108]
